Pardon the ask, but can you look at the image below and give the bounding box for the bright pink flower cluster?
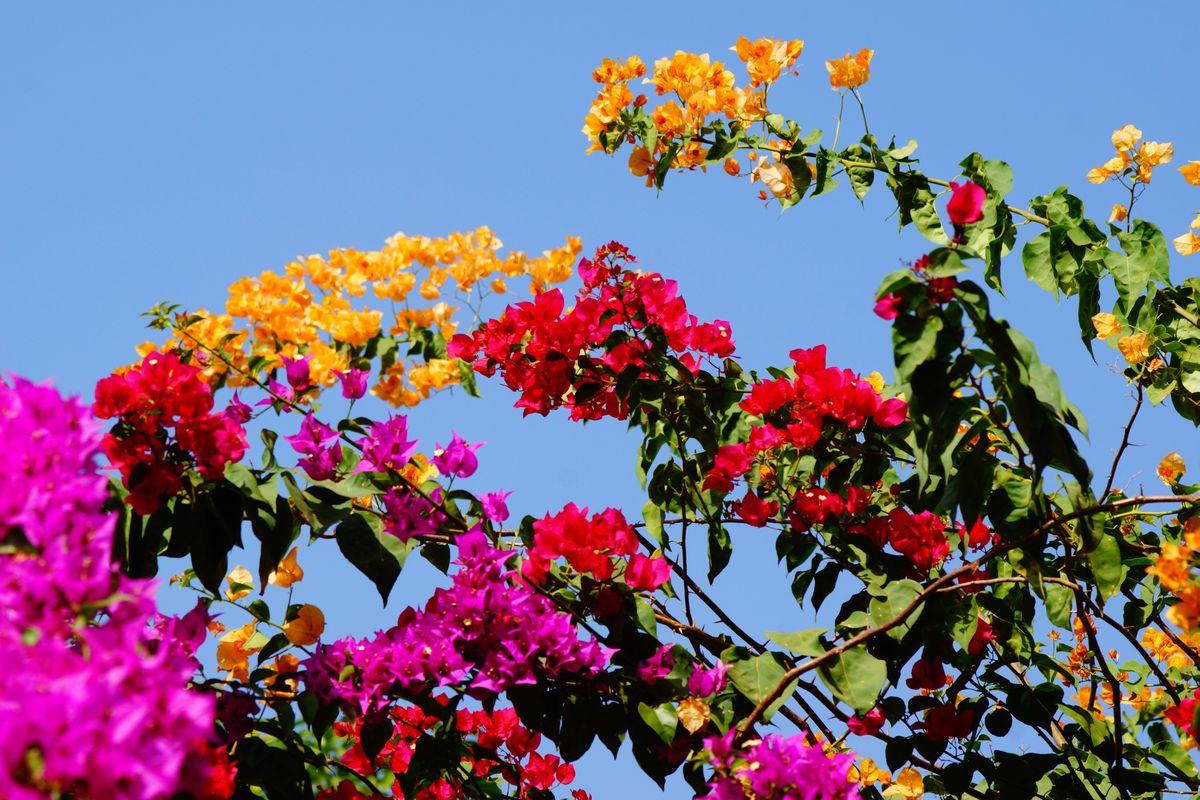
[304,530,611,712]
[448,242,735,420]
[94,352,248,513]
[329,702,592,800]
[0,377,221,799]
[523,503,670,591]
[702,730,856,800]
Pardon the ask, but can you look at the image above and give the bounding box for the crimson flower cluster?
[874,253,961,321]
[448,242,735,420]
[0,377,227,799]
[325,702,591,800]
[522,503,670,591]
[304,530,611,713]
[699,345,965,577]
[94,351,248,513]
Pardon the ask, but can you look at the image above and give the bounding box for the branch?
[1103,384,1143,500]
[738,492,1200,736]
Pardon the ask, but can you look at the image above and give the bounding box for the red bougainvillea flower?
[905,655,947,690]
[920,702,975,740]
[94,351,247,513]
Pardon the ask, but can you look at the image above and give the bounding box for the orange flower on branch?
[1181,162,1200,185]
[732,37,804,87]
[284,604,326,646]
[268,546,304,589]
[1158,451,1187,485]
[826,48,873,90]
[1091,312,1121,339]
[1117,332,1152,365]
[752,159,795,198]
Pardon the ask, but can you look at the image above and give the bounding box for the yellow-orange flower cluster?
[732,37,804,87]
[146,229,581,407]
[1142,627,1200,671]
[1087,124,1173,185]
[584,56,645,153]
[1148,518,1200,630]
[825,48,873,90]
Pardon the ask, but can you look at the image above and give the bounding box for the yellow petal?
[628,145,654,177]
[1109,203,1128,223]
[1112,124,1142,152]
[1174,231,1200,257]
[882,767,925,798]
[225,565,254,601]
[1090,312,1121,340]
[752,160,795,197]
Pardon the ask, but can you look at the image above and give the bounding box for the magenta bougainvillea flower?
[0,376,221,799]
[304,530,610,712]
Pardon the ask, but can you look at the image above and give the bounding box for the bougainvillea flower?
[687,661,730,697]
[284,604,325,646]
[825,48,873,89]
[268,546,305,588]
[873,293,901,320]
[334,367,369,400]
[432,431,484,478]
[946,180,986,226]
[625,552,671,591]
[847,706,886,736]
[354,415,419,473]
[282,355,312,392]
[481,490,513,523]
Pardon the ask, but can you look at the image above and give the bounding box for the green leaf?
[334,513,413,605]
[636,702,677,744]
[1021,231,1057,294]
[816,645,886,714]
[764,629,826,657]
[728,652,793,722]
[642,500,664,547]
[1089,530,1125,601]
[1044,581,1073,629]
[867,579,922,640]
[707,522,732,582]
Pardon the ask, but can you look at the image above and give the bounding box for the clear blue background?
[3,2,1199,796]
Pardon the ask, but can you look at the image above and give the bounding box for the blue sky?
[4,2,1200,796]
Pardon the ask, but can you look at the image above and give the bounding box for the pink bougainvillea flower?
[873,293,901,320]
[847,706,886,736]
[947,180,986,226]
[625,552,671,591]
